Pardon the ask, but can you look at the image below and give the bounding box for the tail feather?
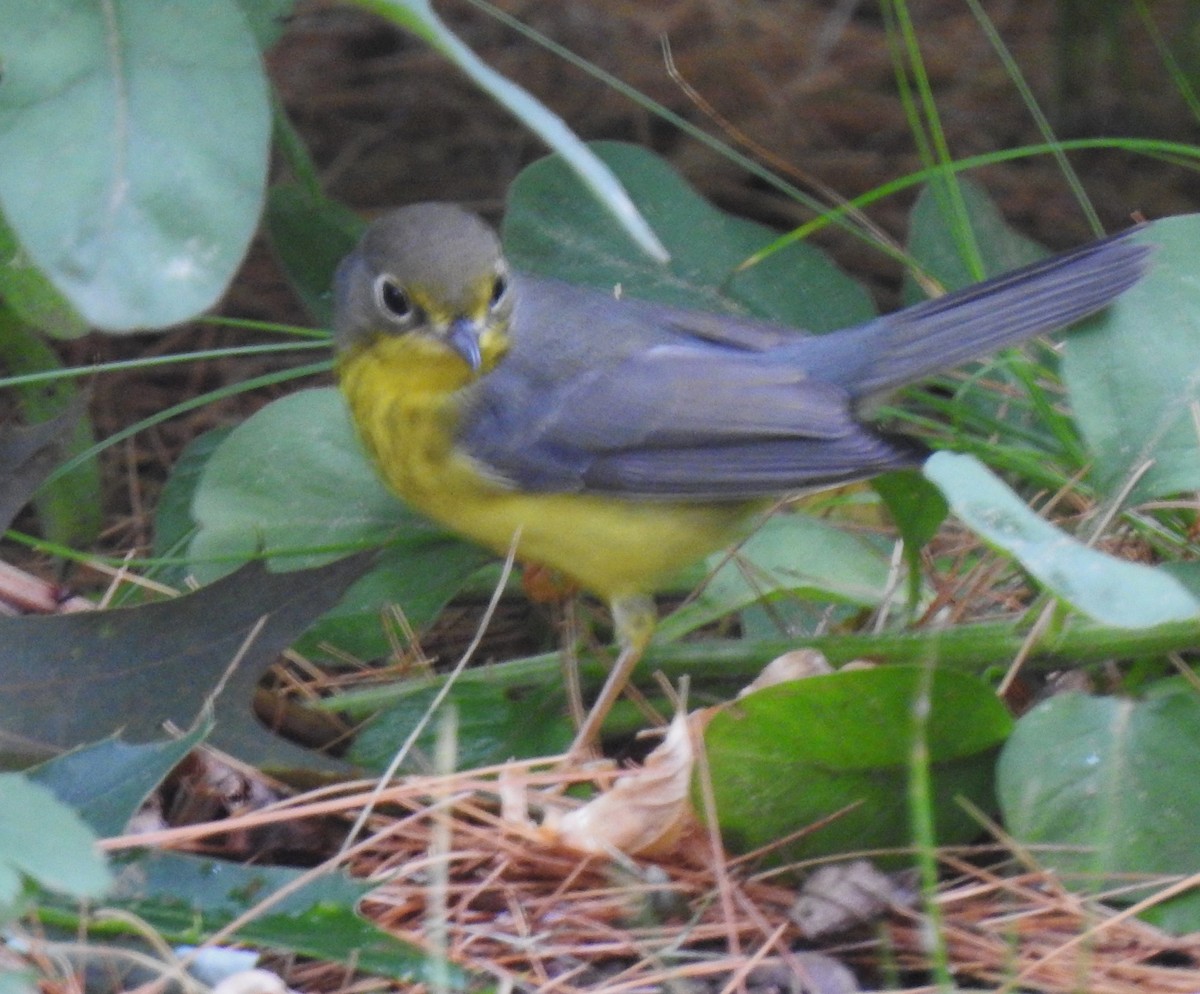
[840,229,1151,399]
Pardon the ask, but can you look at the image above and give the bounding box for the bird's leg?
[566,593,658,760]
[520,563,589,728]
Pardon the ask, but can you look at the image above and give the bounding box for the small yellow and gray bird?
[333,203,1149,753]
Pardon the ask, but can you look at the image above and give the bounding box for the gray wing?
[459,342,921,500]
[455,230,1148,500]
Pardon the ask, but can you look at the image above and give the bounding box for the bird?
[332,202,1149,754]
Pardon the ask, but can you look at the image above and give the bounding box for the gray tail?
[839,228,1151,399]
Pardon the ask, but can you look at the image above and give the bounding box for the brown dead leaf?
[538,711,698,857]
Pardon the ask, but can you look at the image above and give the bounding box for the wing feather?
[459,342,918,498]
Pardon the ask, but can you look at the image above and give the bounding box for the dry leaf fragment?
[545,710,697,857]
[746,954,861,994]
[738,649,877,698]
[210,969,292,994]
[789,859,914,937]
[738,649,834,697]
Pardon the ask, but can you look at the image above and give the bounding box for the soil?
[269,0,1198,270]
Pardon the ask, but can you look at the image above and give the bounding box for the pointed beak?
[446,317,484,372]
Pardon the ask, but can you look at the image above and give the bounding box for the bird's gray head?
[332,203,511,365]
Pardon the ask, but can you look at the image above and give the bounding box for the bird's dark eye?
[489,272,509,308]
[375,276,412,322]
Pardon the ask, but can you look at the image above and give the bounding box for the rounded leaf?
[706,666,1012,860]
[504,141,875,331]
[189,388,412,578]
[1062,215,1200,502]
[998,689,1200,927]
[0,0,270,330]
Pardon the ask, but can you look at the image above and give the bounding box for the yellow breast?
[336,335,755,600]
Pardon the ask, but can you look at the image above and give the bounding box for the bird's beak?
[446,317,484,372]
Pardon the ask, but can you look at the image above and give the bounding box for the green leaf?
[871,470,948,551]
[114,851,369,915]
[925,451,1199,627]
[0,773,111,906]
[188,388,487,650]
[265,184,363,326]
[657,512,909,643]
[98,851,444,982]
[872,470,948,612]
[355,0,664,262]
[1162,560,1200,600]
[0,310,102,547]
[294,541,489,662]
[232,0,296,49]
[903,178,1045,300]
[1062,215,1200,503]
[0,0,270,330]
[706,666,1011,861]
[189,388,411,577]
[0,392,88,534]
[152,426,233,587]
[997,690,1200,927]
[0,213,86,339]
[504,141,876,331]
[27,722,210,837]
[347,682,571,773]
[0,555,370,768]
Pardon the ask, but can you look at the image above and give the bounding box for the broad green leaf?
[187,388,488,655]
[294,541,489,662]
[0,394,88,534]
[903,178,1044,301]
[0,0,270,330]
[189,388,412,578]
[656,512,907,643]
[354,0,664,261]
[0,213,86,339]
[265,184,363,326]
[871,470,948,552]
[233,0,296,48]
[152,426,233,586]
[347,682,571,773]
[997,690,1200,928]
[1162,560,1200,600]
[93,852,443,982]
[504,141,876,331]
[0,556,369,767]
[872,469,948,611]
[27,722,210,838]
[0,773,111,906]
[925,451,1199,628]
[706,666,1011,861]
[113,851,369,915]
[0,312,102,547]
[0,970,36,994]
[1062,215,1200,503]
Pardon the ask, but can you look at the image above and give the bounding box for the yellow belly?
[337,339,754,600]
